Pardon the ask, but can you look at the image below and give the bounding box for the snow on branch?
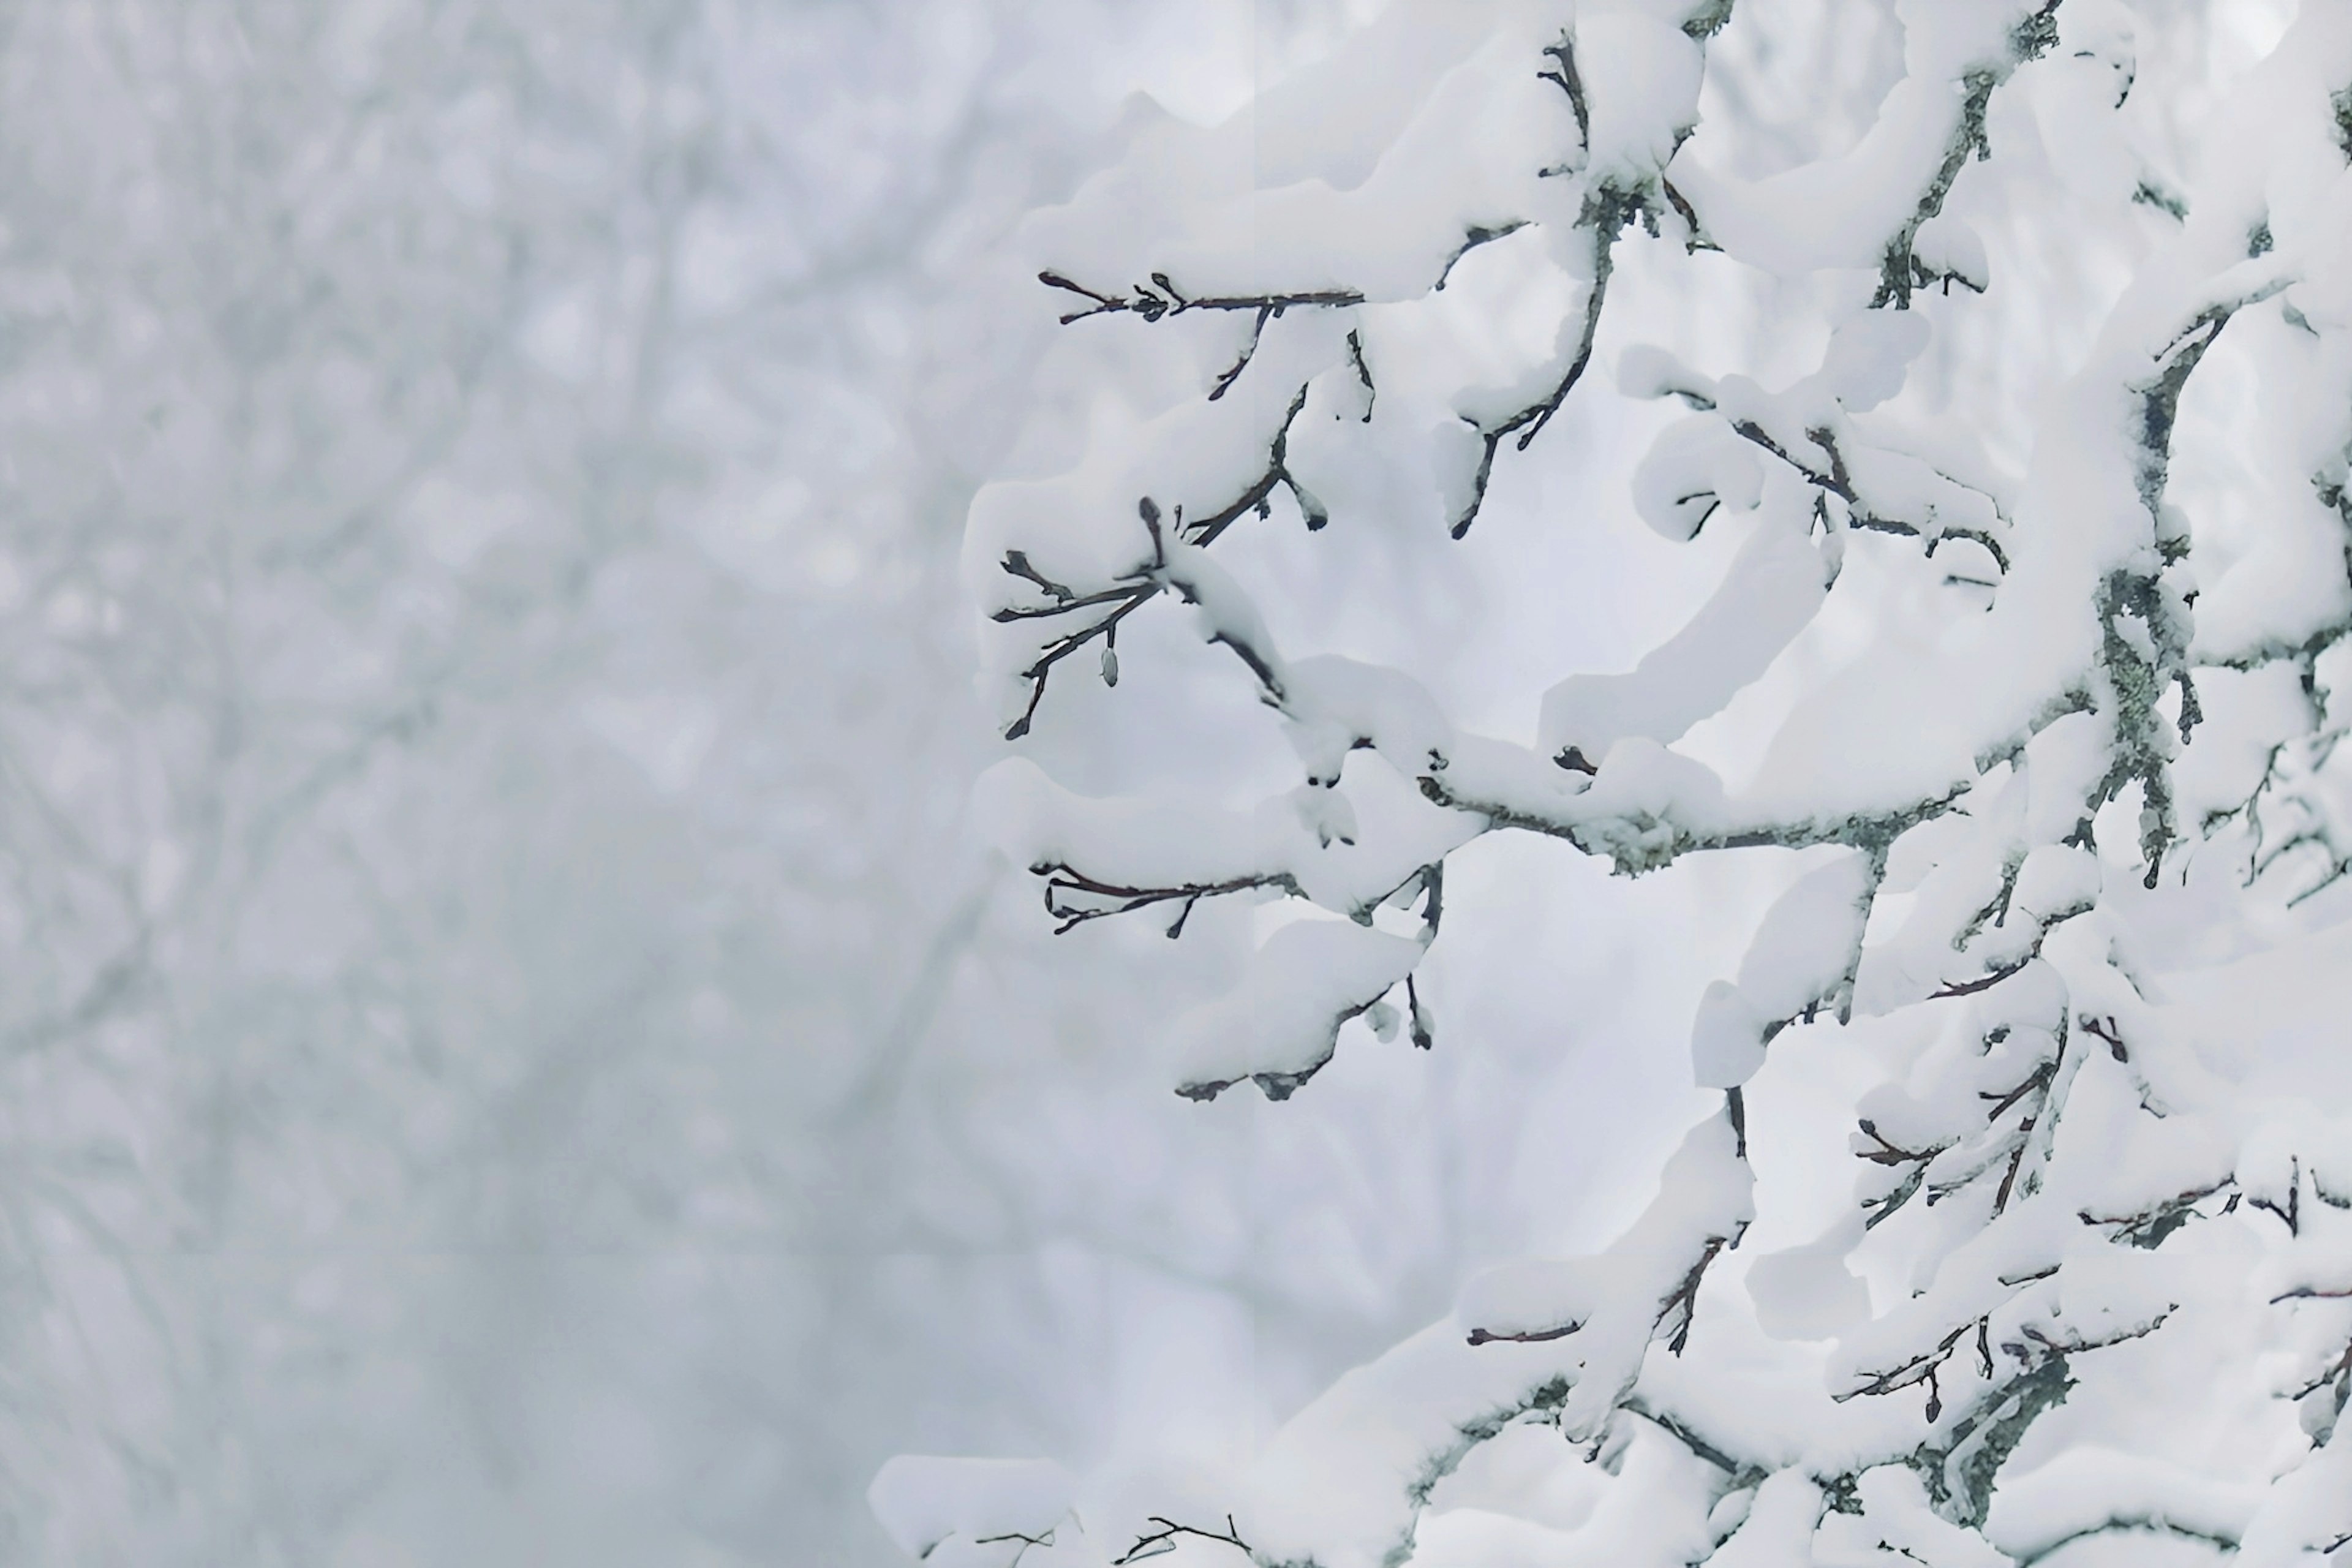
[895,5,2352,1568]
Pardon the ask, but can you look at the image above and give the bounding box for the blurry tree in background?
[894,1,2352,1566]
[0,1,1648,1562]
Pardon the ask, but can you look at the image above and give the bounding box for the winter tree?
[879,1,2352,1566]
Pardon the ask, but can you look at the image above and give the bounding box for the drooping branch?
[1450,184,1638,538]
[2099,286,2285,879]
[1619,1397,1764,1487]
[1391,1374,1576,1556]
[1189,399,1324,552]
[1537,33,1589,165]
[2079,1178,2234,1250]
[1433,222,1532,292]
[1725,416,2013,573]
[1873,66,2000,309]
[1918,1357,2075,1530]
[1844,1318,1985,1422]
[1871,2,2060,307]
[1653,1233,1731,1355]
[2013,1518,2239,1567]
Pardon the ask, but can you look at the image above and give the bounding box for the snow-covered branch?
[894,4,2352,1567]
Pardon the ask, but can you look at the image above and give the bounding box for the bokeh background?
[27,0,2303,1561]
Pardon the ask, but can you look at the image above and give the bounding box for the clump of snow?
[869,1457,1076,1564]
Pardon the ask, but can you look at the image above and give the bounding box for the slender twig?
[1112,1515,1253,1565]
[1039,270,1363,326]
[1036,863,1302,937]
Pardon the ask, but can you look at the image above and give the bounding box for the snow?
[889,3,2352,1567]
[1707,1469,1822,1568]
[1738,851,1875,1019]
[1169,919,1427,1099]
[1747,1228,1872,1343]
[1820,311,1932,413]
[1691,979,1771,1090]
[1983,1449,2260,1561]
[1573,13,1705,182]
[868,1458,1077,1563]
[1542,514,1825,751]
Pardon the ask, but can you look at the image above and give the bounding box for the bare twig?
[1112,1515,1253,1565]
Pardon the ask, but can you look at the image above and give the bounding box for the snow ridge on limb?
[1667,0,2064,299]
[896,4,2352,1568]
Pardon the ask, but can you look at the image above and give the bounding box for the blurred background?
[0,0,2089,1561]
